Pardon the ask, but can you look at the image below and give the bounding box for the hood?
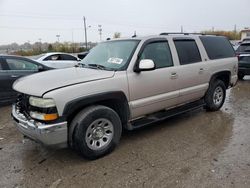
[13,67,115,96]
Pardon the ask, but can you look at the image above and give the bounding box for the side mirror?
[135,59,155,72]
[38,65,44,72]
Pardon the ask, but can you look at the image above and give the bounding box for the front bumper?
[12,105,68,148]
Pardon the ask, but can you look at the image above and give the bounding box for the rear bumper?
[238,67,250,75]
[11,105,68,148]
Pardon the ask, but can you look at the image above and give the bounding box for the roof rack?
[159,32,205,36]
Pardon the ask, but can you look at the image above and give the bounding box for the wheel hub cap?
[213,86,224,106]
[85,118,114,151]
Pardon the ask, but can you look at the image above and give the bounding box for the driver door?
[127,40,179,119]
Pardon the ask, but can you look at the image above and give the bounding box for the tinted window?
[239,56,250,63]
[0,62,2,70]
[139,41,173,68]
[44,54,60,61]
[60,54,77,61]
[200,36,235,59]
[174,40,201,65]
[236,43,250,53]
[6,58,38,70]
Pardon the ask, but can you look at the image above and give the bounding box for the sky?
[0,0,249,45]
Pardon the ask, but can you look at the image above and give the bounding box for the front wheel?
[71,105,122,160]
[205,80,226,111]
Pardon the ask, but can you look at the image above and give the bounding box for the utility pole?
[98,25,102,41]
[56,35,60,43]
[83,16,88,50]
[38,38,42,52]
[181,25,183,33]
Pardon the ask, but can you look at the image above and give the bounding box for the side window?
[174,40,202,65]
[200,36,235,59]
[60,54,77,61]
[139,41,173,68]
[6,58,38,71]
[44,55,60,61]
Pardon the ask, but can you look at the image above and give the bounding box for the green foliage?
[12,42,89,56]
[113,32,121,38]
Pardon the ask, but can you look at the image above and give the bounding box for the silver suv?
[12,33,238,159]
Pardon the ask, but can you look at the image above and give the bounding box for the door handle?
[170,72,178,79]
[199,68,204,74]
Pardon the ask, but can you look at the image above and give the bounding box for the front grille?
[16,93,30,116]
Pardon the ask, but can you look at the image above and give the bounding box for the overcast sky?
[0,0,249,45]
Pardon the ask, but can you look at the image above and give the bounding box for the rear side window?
[239,56,250,62]
[60,54,77,61]
[6,58,38,70]
[236,43,250,53]
[174,40,202,65]
[200,36,235,59]
[44,54,60,61]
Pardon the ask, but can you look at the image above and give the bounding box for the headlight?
[29,96,58,121]
[29,96,56,108]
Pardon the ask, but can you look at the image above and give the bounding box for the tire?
[238,73,244,80]
[71,105,122,160]
[204,80,226,111]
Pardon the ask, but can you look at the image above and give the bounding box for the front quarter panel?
[43,71,129,116]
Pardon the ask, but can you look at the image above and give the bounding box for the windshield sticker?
[107,57,123,64]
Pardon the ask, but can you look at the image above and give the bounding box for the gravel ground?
[0,78,250,188]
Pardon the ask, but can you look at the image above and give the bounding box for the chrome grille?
[16,93,29,115]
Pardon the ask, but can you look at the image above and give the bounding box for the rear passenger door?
[0,57,12,101]
[59,54,79,68]
[5,57,39,98]
[173,38,210,104]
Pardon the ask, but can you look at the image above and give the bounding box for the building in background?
[241,29,250,40]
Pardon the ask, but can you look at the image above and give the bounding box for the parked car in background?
[236,41,250,79]
[77,51,89,60]
[0,55,51,105]
[36,52,80,69]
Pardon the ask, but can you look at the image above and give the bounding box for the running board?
[128,100,205,130]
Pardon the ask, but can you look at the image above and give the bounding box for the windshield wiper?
[76,63,115,71]
[87,64,106,70]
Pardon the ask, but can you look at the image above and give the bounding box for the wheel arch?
[63,91,130,129]
[209,71,231,89]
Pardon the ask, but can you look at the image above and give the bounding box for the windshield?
[81,40,139,71]
[236,43,250,53]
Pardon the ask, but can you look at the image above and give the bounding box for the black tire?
[204,80,226,111]
[70,105,122,160]
[238,73,244,80]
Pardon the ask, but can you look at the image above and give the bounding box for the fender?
[63,91,130,122]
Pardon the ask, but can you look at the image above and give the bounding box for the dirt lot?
[0,79,250,188]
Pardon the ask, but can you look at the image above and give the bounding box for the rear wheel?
[70,105,122,160]
[205,80,226,111]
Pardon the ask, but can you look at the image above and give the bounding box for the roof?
[107,33,217,42]
[241,29,250,32]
